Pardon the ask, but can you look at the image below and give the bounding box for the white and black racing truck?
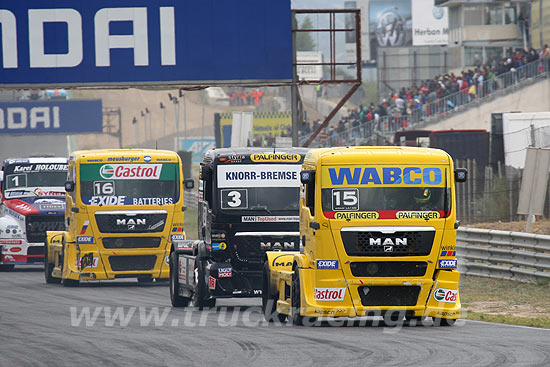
[0,157,68,270]
[170,147,307,307]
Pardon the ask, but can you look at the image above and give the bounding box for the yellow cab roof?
[69,149,180,163]
[305,146,451,166]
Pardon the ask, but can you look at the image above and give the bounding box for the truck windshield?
[321,187,448,212]
[3,163,67,198]
[79,162,180,205]
[218,187,299,212]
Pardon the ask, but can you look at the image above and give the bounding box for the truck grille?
[102,237,162,249]
[232,234,299,265]
[358,286,421,306]
[108,255,157,271]
[25,215,65,243]
[341,230,435,256]
[95,213,167,233]
[350,262,427,277]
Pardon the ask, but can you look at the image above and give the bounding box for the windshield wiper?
[250,205,271,214]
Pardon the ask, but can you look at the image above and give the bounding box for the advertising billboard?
[369,0,412,60]
[179,137,216,163]
[0,0,292,88]
[412,0,449,46]
[296,51,323,81]
[0,100,102,134]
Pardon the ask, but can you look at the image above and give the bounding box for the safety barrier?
[457,227,550,283]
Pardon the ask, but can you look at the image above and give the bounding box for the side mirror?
[454,168,468,183]
[184,179,195,189]
[64,181,75,192]
[300,170,314,184]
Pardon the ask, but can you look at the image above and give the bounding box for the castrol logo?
[433,288,458,303]
[99,164,162,180]
[314,287,346,301]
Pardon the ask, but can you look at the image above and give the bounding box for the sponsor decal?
[327,167,442,186]
[208,276,216,290]
[253,289,263,295]
[132,197,174,205]
[99,164,162,180]
[88,196,127,205]
[8,247,22,253]
[171,234,185,242]
[15,202,33,212]
[433,288,458,303]
[440,250,456,257]
[87,159,103,163]
[77,236,94,244]
[242,216,299,223]
[436,310,458,317]
[438,259,457,269]
[314,287,346,301]
[147,220,165,231]
[334,211,379,220]
[271,254,294,267]
[218,155,245,163]
[441,245,456,251]
[107,156,141,162]
[217,164,301,188]
[211,233,226,240]
[396,211,440,220]
[316,260,339,269]
[13,164,67,172]
[33,188,65,197]
[250,153,301,162]
[39,203,65,211]
[78,253,99,269]
[80,220,89,234]
[3,255,16,262]
[218,267,232,278]
[0,240,22,245]
[314,309,346,315]
[172,227,184,233]
[144,156,152,162]
[212,242,227,251]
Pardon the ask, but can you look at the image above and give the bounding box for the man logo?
[260,241,295,250]
[116,218,146,226]
[100,164,115,179]
[369,238,407,246]
[384,246,393,252]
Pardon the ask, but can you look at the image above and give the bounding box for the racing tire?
[170,252,190,307]
[192,258,216,310]
[137,275,154,283]
[44,244,61,284]
[0,264,15,272]
[432,317,456,327]
[62,278,80,287]
[262,262,286,323]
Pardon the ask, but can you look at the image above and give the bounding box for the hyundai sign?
[0,100,102,134]
[0,1,292,88]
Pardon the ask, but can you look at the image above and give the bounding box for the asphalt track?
[1,267,549,367]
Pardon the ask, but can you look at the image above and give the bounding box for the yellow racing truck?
[45,149,194,286]
[262,146,467,326]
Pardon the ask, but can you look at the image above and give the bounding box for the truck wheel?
[432,317,456,327]
[170,252,190,307]
[291,268,305,326]
[192,258,216,309]
[44,244,61,284]
[262,262,286,323]
[63,278,80,287]
[0,264,15,271]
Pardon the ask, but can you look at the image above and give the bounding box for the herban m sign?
[0,1,292,88]
[0,100,102,134]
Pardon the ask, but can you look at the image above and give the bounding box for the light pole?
[145,107,152,142]
[179,89,187,140]
[160,102,166,137]
[140,110,146,145]
[132,117,139,146]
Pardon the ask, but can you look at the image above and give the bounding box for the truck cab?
[170,147,308,307]
[263,146,467,325]
[45,149,193,286]
[0,157,67,270]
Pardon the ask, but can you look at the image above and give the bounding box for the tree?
[295,16,315,51]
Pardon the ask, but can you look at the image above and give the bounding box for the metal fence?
[321,58,550,147]
[457,227,550,283]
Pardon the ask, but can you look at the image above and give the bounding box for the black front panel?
[108,255,157,271]
[341,230,435,256]
[350,262,427,277]
[232,235,299,267]
[358,286,421,306]
[95,213,167,233]
[102,237,161,249]
[27,246,44,256]
[25,215,65,243]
